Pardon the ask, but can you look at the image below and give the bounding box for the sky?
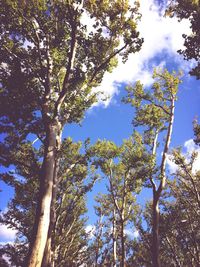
[0,0,200,244]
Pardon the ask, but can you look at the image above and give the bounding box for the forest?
[0,0,200,266]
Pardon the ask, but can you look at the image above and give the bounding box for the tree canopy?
[0,1,200,267]
[167,0,200,78]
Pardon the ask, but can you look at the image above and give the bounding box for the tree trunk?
[113,209,117,267]
[151,96,175,267]
[120,220,126,267]
[41,190,56,267]
[27,120,61,267]
[41,237,52,267]
[152,192,160,267]
[42,143,61,267]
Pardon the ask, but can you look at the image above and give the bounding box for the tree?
[160,148,200,266]
[167,0,200,78]
[87,199,111,267]
[134,147,200,267]
[124,69,182,267]
[127,132,200,267]
[88,134,147,267]
[0,138,95,266]
[129,203,155,267]
[0,1,143,266]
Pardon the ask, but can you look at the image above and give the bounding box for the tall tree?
[127,131,200,267]
[0,1,142,266]
[87,197,113,267]
[124,69,182,267]
[89,134,147,267]
[135,147,200,267]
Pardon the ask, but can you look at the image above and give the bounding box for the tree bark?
[27,120,61,267]
[41,188,57,267]
[152,192,160,267]
[151,95,175,267]
[41,237,52,267]
[113,209,117,267]
[120,219,126,267]
[42,138,61,267]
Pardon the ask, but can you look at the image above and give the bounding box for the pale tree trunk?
[27,120,61,267]
[42,136,61,267]
[151,97,175,267]
[152,192,160,267]
[113,209,117,267]
[26,9,78,266]
[120,213,126,267]
[41,237,52,267]
[95,213,104,267]
[41,184,56,267]
[41,174,58,267]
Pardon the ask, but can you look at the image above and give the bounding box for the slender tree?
[124,68,182,267]
[89,134,147,267]
[136,147,200,267]
[86,201,108,267]
[0,1,143,266]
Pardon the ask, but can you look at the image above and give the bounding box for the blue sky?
[1,0,200,242]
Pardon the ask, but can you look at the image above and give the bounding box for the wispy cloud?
[94,0,191,107]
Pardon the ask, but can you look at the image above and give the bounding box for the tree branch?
[54,10,78,118]
[89,43,128,85]
[158,97,175,195]
[150,130,158,192]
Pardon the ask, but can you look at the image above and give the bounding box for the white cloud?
[184,139,197,152]
[94,0,191,107]
[0,224,17,242]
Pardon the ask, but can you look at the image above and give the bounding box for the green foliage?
[0,1,142,264]
[87,135,148,265]
[124,68,182,131]
[0,0,142,151]
[167,0,200,78]
[131,147,200,266]
[0,142,40,264]
[124,68,182,183]
[160,148,200,266]
[0,138,95,265]
[193,118,200,145]
[123,68,182,266]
